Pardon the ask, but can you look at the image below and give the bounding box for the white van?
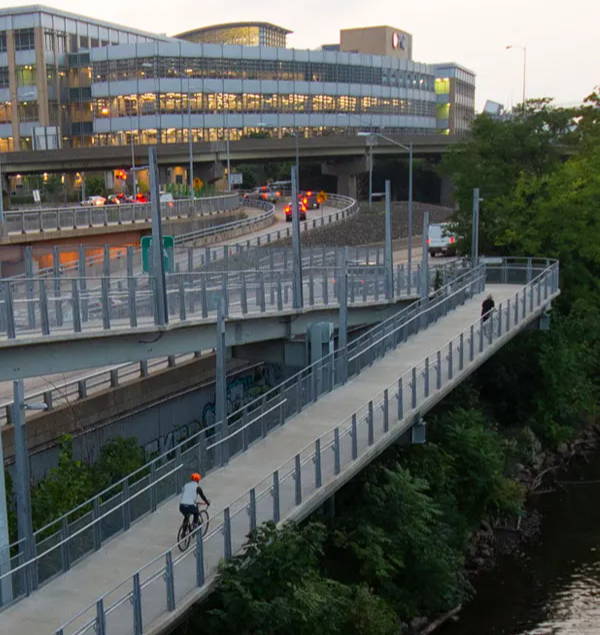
[428,223,458,257]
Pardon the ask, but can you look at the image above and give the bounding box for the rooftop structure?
[175,22,291,48]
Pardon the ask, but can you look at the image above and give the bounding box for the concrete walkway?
[1,285,519,634]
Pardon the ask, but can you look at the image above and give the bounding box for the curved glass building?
[0,6,475,152]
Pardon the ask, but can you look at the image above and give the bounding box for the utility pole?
[148,147,168,326]
[215,298,227,465]
[0,415,12,604]
[291,165,303,309]
[472,188,480,267]
[384,179,393,300]
[420,210,429,300]
[12,380,35,594]
[337,248,348,384]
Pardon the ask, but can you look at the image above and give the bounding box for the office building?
[0,6,475,153]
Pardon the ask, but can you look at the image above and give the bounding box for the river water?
[442,454,600,635]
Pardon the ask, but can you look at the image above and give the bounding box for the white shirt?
[180,481,198,506]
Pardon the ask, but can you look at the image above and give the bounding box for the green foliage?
[190,522,398,635]
[85,175,106,196]
[7,435,147,542]
[333,464,467,619]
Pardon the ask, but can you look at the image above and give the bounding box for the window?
[0,32,6,53]
[16,65,36,86]
[14,28,35,51]
[18,101,38,122]
[0,101,11,123]
[0,68,8,88]
[79,36,89,48]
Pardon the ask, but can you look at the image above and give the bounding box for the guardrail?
[3,193,241,235]
[0,262,484,608]
[49,258,559,635]
[0,259,467,425]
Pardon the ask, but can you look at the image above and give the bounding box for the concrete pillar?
[440,174,456,208]
[321,156,368,199]
[196,161,225,185]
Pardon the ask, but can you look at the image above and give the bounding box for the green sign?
[141,235,174,273]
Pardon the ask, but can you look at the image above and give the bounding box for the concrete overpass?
[0,258,559,634]
[0,134,462,176]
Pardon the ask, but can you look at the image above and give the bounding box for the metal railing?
[50,258,559,635]
[3,194,241,235]
[0,262,484,608]
[0,260,465,426]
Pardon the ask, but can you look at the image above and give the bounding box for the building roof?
[174,21,292,40]
[0,4,166,40]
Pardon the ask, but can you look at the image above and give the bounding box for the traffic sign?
[141,235,174,273]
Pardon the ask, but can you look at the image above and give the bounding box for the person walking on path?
[481,294,495,322]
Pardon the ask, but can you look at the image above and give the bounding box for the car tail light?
[276,191,281,196]
[449,236,456,244]
[303,198,308,204]
[426,238,430,245]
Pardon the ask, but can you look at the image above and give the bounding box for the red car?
[284,201,307,221]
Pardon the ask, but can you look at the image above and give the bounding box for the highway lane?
[0,200,351,412]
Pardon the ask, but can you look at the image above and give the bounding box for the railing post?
[397,377,403,420]
[248,488,257,533]
[348,413,358,461]
[3,282,15,339]
[195,529,205,588]
[383,389,389,433]
[200,275,208,318]
[133,572,143,635]
[424,357,430,398]
[367,401,374,445]
[96,599,106,635]
[164,552,175,611]
[93,498,102,550]
[223,507,232,560]
[411,367,417,409]
[39,279,50,335]
[479,319,484,353]
[122,480,130,531]
[333,428,341,474]
[241,272,248,314]
[448,341,453,380]
[294,454,302,504]
[459,333,464,370]
[272,470,280,523]
[436,350,442,390]
[71,279,81,333]
[60,517,70,573]
[314,439,322,488]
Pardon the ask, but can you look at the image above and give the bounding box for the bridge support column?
[440,174,456,208]
[321,156,368,198]
[196,161,225,186]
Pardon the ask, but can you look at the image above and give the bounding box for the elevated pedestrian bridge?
[0,258,559,634]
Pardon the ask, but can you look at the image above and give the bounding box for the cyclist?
[179,473,210,528]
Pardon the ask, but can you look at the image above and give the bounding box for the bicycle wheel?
[177,520,191,552]
[198,509,210,538]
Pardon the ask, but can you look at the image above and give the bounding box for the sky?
[6,0,599,110]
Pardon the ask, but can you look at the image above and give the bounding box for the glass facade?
[177,22,289,48]
[0,7,474,152]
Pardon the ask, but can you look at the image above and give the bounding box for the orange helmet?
[191,473,201,482]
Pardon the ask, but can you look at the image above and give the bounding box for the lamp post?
[185,68,194,198]
[357,131,414,291]
[506,44,527,106]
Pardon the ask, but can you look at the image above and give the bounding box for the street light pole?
[187,70,194,198]
[407,142,413,295]
[357,132,413,292]
[294,129,300,191]
[130,133,137,198]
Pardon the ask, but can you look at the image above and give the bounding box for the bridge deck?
[0,284,525,634]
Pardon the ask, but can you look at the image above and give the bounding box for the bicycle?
[177,502,210,552]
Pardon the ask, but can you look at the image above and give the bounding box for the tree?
[441,99,576,255]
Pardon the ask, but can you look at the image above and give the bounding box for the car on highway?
[243,186,282,203]
[298,190,320,209]
[427,223,458,257]
[284,201,307,221]
[80,195,106,207]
